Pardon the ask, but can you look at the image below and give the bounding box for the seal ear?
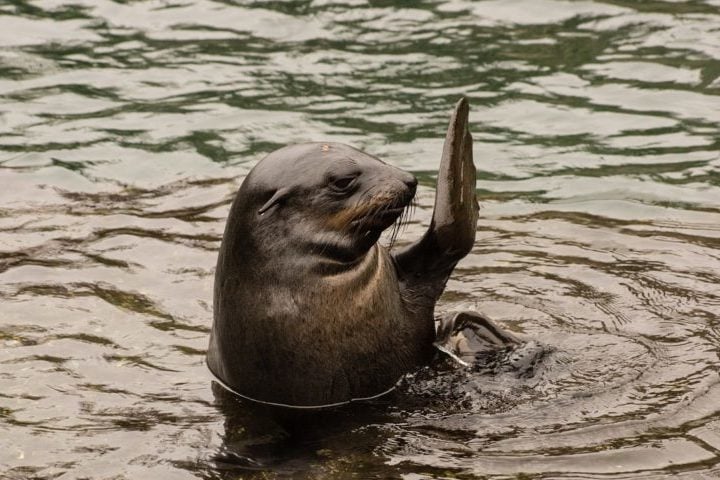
[258,188,290,215]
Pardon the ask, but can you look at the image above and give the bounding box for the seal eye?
[329,175,357,193]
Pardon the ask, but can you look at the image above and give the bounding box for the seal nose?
[398,172,417,204]
[402,172,418,192]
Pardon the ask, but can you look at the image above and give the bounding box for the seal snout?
[402,171,418,190]
[356,177,415,234]
[402,173,417,202]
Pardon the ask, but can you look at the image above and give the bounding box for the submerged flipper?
[393,97,479,299]
[435,311,520,366]
[435,311,548,377]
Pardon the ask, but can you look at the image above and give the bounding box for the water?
[1,0,719,478]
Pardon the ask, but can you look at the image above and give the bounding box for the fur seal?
[207,98,517,409]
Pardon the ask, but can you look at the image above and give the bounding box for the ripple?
[1,0,719,478]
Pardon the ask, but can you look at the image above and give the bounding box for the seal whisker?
[387,201,412,250]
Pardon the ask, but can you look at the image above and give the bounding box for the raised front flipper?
[393,97,479,301]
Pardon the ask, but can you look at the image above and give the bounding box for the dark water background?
[1,0,720,478]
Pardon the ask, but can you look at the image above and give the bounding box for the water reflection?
[207,383,395,478]
[1,0,719,478]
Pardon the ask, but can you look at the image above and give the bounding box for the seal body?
[208,143,435,407]
[208,99,513,408]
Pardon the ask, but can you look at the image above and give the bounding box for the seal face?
[208,143,435,407]
[208,99,511,408]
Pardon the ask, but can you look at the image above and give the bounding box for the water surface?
[1,0,719,478]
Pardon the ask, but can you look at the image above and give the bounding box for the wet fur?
[208,99,479,408]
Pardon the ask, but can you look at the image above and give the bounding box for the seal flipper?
[393,96,478,301]
[435,311,520,366]
[435,311,547,377]
[393,98,519,351]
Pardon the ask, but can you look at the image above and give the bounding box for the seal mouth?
[352,206,405,230]
[323,185,415,254]
[350,194,415,250]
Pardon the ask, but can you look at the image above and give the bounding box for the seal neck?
[309,242,381,277]
[295,229,377,274]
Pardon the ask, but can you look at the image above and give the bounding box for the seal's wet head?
[245,142,417,261]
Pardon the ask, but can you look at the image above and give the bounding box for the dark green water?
[1,0,720,478]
